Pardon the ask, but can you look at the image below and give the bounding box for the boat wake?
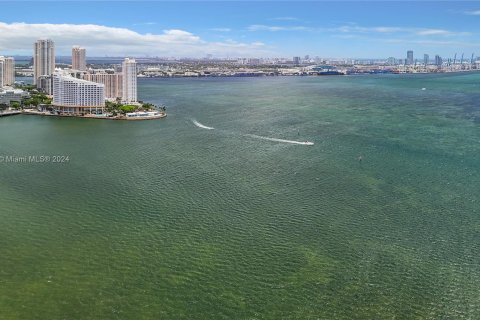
[246,134,314,146]
[192,119,214,130]
[191,120,313,145]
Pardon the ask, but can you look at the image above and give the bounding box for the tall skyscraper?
[0,60,3,88]
[0,56,15,87]
[435,55,443,67]
[122,58,137,103]
[34,39,55,87]
[407,50,414,65]
[423,54,429,66]
[72,46,86,71]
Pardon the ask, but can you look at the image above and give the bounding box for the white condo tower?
[122,58,137,103]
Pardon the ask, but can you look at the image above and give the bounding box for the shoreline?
[16,69,480,81]
[19,110,167,121]
[0,111,22,117]
[138,69,480,78]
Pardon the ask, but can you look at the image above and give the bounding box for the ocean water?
[1,74,479,319]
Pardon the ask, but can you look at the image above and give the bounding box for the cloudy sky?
[0,1,479,59]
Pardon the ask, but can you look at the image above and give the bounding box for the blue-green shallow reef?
[0,74,479,319]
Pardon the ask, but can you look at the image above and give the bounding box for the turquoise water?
[1,74,479,319]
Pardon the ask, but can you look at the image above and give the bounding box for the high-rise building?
[293,56,301,65]
[0,56,15,87]
[435,55,443,67]
[407,50,414,65]
[0,61,3,88]
[122,58,137,103]
[423,54,429,66]
[386,57,396,65]
[72,46,86,71]
[53,73,105,114]
[34,39,55,87]
[83,72,123,99]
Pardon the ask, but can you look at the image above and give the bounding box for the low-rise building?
[0,87,28,105]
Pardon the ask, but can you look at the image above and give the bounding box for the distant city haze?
[0,1,479,59]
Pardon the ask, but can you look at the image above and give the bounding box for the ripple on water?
[0,75,480,319]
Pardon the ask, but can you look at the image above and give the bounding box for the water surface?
[1,74,479,319]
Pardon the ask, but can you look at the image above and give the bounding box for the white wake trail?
[191,120,313,145]
[246,134,314,146]
[192,119,214,130]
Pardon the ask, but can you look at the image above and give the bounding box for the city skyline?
[0,1,480,58]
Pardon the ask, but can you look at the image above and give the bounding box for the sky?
[0,1,480,59]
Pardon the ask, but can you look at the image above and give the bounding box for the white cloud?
[271,17,299,21]
[371,27,403,33]
[384,38,479,48]
[0,22,269,57]
[465,10,480,15]
[333,24,471,37]
[247,24,311,32]
[415,29,465,36]
[210,28,231,32]
[334,25,403,33]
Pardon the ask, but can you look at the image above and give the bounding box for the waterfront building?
[435,55,443,67]
[424,54,429,66]
[0,87,28,105]
[407,50,414,65]
[83,72,123,99]
[293,56,301,65]
[34,39,55,87]
[122,58,137,103]
[53,73,105,114]
[0,56,15,87]
[72,46,86,71]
